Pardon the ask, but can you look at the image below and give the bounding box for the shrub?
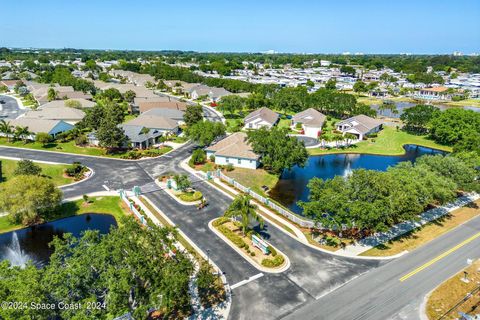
[250,252,255,257]
[75,134,87,146]
[209,154,216,162]
[178,191,203,202]
[35,132,52,145]
[295,122,303,130]
[226,163,234,171]
[14,160,42,176]
[267,245,277,257]
[213,217,229,227]
[217,225,246,248]
[261,255,285,268]
[191,149,207,165]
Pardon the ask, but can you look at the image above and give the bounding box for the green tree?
[218,95,245,115]
[400,104,440,134]
[47,87,58,101]
[173,174,191,192]
[0,119,13,142]
[13,159,42,176]
[223,194,263,236]
[183,104,204,127]
[353,80,367,93]
[324,78,337,90]
[246,127,308,174]
[429,108,480,145]
[190,148,207,165]
[186,120,225,146]
[0,175,62,225]
[14,126,31,142]
[123,89,136,103]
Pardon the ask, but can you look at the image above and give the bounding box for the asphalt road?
[0,94,25,119]
[285,205,480,320]
[2,144,478,320]
[141,148,382,320]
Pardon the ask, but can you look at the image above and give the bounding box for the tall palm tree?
[224,195,264,236]
[14,126,31,143]
[0,119,13,142]
[332,134,343,148]
[344,133,357,146]
[321,133,332,148]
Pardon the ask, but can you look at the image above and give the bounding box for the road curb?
[208,219,291,274]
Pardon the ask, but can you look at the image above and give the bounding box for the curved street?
[1,145,478,319]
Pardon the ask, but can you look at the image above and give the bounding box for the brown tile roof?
[206,132,259,160]
[138,101,188,113]
[337,114,383,134]
[124,114,178,130]
[421,86,449,93]
[292,108,326,127]
[244,107,279,125]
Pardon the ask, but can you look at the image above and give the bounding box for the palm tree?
[0,119,13,142]
[344,133,357,146]
[14,126,31,143]
[332,134,343,148]
[321,133,332,148]
[224,195,264,236]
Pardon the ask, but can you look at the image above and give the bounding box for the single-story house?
[336,114,383,140]
[137,100,188,113]
[0,80,18,91]
[205,132,260,169]
[39,98,95,109]
[7,118,74,140]
[122,114,179,149]
[187,85,231,102]
[291,108,326,138]
[243,107,279,130]
[142,108,185,124]
[22,107,86,125]
[415,86,451,101]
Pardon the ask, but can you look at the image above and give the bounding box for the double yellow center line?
[399,231,480,282]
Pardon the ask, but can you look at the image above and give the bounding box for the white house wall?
[214,155,258,169]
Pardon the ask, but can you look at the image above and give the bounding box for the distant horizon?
[2,0,479,54]
[4,46,479,56]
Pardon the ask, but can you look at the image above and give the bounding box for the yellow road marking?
[399,231,480,282]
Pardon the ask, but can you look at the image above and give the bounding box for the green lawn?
[0,196,129,234]
[443,98,480,108]
[224,167,279,197]
[309,126,452,156]
[0,158,73,186]
[0,138,171,159]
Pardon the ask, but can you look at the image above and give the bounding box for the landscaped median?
[156,173,204,206]
[209,217,289,273]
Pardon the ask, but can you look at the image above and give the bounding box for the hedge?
[261,255,285,268]
[217,225,246,249]
[178,191,203,202]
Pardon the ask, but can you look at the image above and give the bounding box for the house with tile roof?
[291,108,326,138]
[243,107,279,130]
[336,114,383,140]
[205,132,260,169]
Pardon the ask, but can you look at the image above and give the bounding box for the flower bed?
[178,191,203,202]
[212,218,286,269]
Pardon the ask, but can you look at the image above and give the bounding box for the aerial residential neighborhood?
[0,1,479,320]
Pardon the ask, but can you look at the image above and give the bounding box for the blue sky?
[2,0,479,54]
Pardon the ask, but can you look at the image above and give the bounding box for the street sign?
[252,235,270,255]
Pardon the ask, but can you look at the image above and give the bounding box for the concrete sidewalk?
[339,193,480,256]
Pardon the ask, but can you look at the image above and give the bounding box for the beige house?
[291,108,326,138]
[205,132,259,169]
[243,107,279,130]
[336,115,383,140]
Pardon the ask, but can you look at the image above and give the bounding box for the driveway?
[141,153,383,320]
[0,95,25,119]
[293,135,319,147]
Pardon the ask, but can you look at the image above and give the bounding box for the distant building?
[205,132,260,169]
[415,86,452,100]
